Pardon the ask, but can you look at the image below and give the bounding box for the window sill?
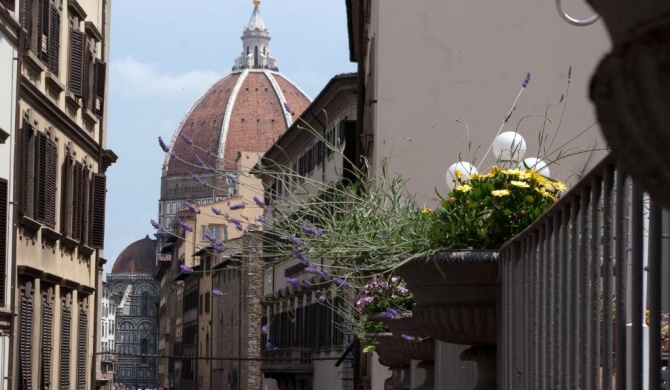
[23,50,45,73]
[79,244,95,257]
[41,226,61,249]
[65,90,81,108]
[45,71,65,94]
[61,235,80,251]
[19,215,42,236]
[83,108,98,125]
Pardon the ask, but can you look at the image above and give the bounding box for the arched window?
[254,45,259,68]
[140,338,148,364]
[141,292,150,316]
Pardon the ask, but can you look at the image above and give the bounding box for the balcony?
[261,348,314,374]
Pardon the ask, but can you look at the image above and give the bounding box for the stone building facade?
[108,236,159,387]
[9,0,116,389]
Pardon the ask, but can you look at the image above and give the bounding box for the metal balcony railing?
[261,348,314,373]
[499,154,669,389]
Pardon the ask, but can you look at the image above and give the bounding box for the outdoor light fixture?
[518,157,550,177]
[446,161,478,189]
[492,131,527,163]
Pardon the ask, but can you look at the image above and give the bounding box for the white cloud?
[110,56,222,99]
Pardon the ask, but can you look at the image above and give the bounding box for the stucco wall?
[368,0,610,204]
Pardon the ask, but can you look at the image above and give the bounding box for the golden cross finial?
[253,0,261,6]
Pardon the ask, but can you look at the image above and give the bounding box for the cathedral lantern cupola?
[234,0,277,71]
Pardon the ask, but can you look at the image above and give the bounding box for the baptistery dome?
[158,0,310,231]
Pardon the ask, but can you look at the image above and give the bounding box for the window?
[201,224,226,242]
[0,179,7,306]
[141,292,150,316]
[77,298,88,389]
[20,123,57,228]
[140,339,148,364]
[34,0,61,75]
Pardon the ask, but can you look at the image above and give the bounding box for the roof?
[247,4,267,31]
[164,70,311,175]
[111,236,157,274]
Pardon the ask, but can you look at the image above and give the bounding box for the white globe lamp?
[519,157,551,177]
[493,132,527,163]
[446,161,478,189]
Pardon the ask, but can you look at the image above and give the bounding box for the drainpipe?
[8,11,25,390]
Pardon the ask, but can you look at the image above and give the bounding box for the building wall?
[12,0,113,388]
[366,0,609,204]
[0,4,18,390]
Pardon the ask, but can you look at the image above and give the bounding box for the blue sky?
[104,0,356,276]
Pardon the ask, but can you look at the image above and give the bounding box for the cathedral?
[108,236,160,387]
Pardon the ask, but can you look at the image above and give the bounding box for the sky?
[103,0,356,277]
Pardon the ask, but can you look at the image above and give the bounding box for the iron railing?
[499,154,668,389]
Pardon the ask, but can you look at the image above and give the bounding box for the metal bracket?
[555,0,600,26]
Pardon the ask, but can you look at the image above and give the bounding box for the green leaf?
[363,345,377,353]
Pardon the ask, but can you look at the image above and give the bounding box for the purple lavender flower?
[195,155,207,168]
[294,250,310,265]
[226,172,237,183]
[177,219,194,232]
[190,173,200,183]
[301,224,316,235]
[302,280,311,288]
[626,244,632,252]
[522,72,531,88]
[644,265,649,272]
[212,290,223,297]
[158,137,169,153]
[662,234,669,239]
[180,132,193,145]
[286,277,300,287]
[180,264,193,274]
[401,334,421,343]
[253,196,265,208]
[304,266,322,275]
[204,231,216,244]
[382,308,402,320]
[256,215,270,226]
[212,207,222,216]
[333,278,348,288]
[283,102,295,115]
[230,217,244,231]
[183,201,201,214]
[150,219,164,232]
[289,235,303,247]
[213,244,225,253]
[261,324,269,334]
[316,229,324,237]
[249,247,259,254]
[317,293,327,303]
[229,202,246,210]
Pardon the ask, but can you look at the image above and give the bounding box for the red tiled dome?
[111,235,156,274]
[164,70,310,174]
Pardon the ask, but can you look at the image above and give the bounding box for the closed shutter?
[77,298,88,390]
[0,0,15,11]
[19,282,34,390]
[34,133,48,223]
[69,30,84,96]
[41,290,53,388]
[60,296,71,389]
[94,60,106,116]
[20,0,32,50]
[89,173,105,249]
[47,4,60,75]
[45,138,57,228]
[0,179,7,306]
[72,162,85,242]
[37,0,49,63]
[19,121,33,217]
[60,155,73,236]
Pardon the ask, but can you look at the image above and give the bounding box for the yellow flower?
[510,180,530,188]
[454,170,463,180]
[489,166,503,175]
[469,173,482,180]
[455,184,472,193]
[503,168,522,176]
[421,208,432,215]
[550,180,567,192]
[535,188,556,200]
[491,189,510,197]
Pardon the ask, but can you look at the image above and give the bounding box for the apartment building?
[11,0,115,389]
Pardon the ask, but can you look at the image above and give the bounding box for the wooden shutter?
[0,0,15,11]
[19,121,34,217]
[94,60,106,116]
[45,138,57,228]
[19,282,34,390]
[60,155,73,236]
[41,289,54,388]
[34,133,48,223]
[60,295,71,389]
[47,4,60,75]
[89,173,105,249]
[72,162,85,241]
[20,0,32,50]
[37,0,49,63]
[69,30,84,96]
[77,298,88,390]
[0,179,6,306]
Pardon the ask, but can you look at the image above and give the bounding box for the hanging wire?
[555,0,600,26]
